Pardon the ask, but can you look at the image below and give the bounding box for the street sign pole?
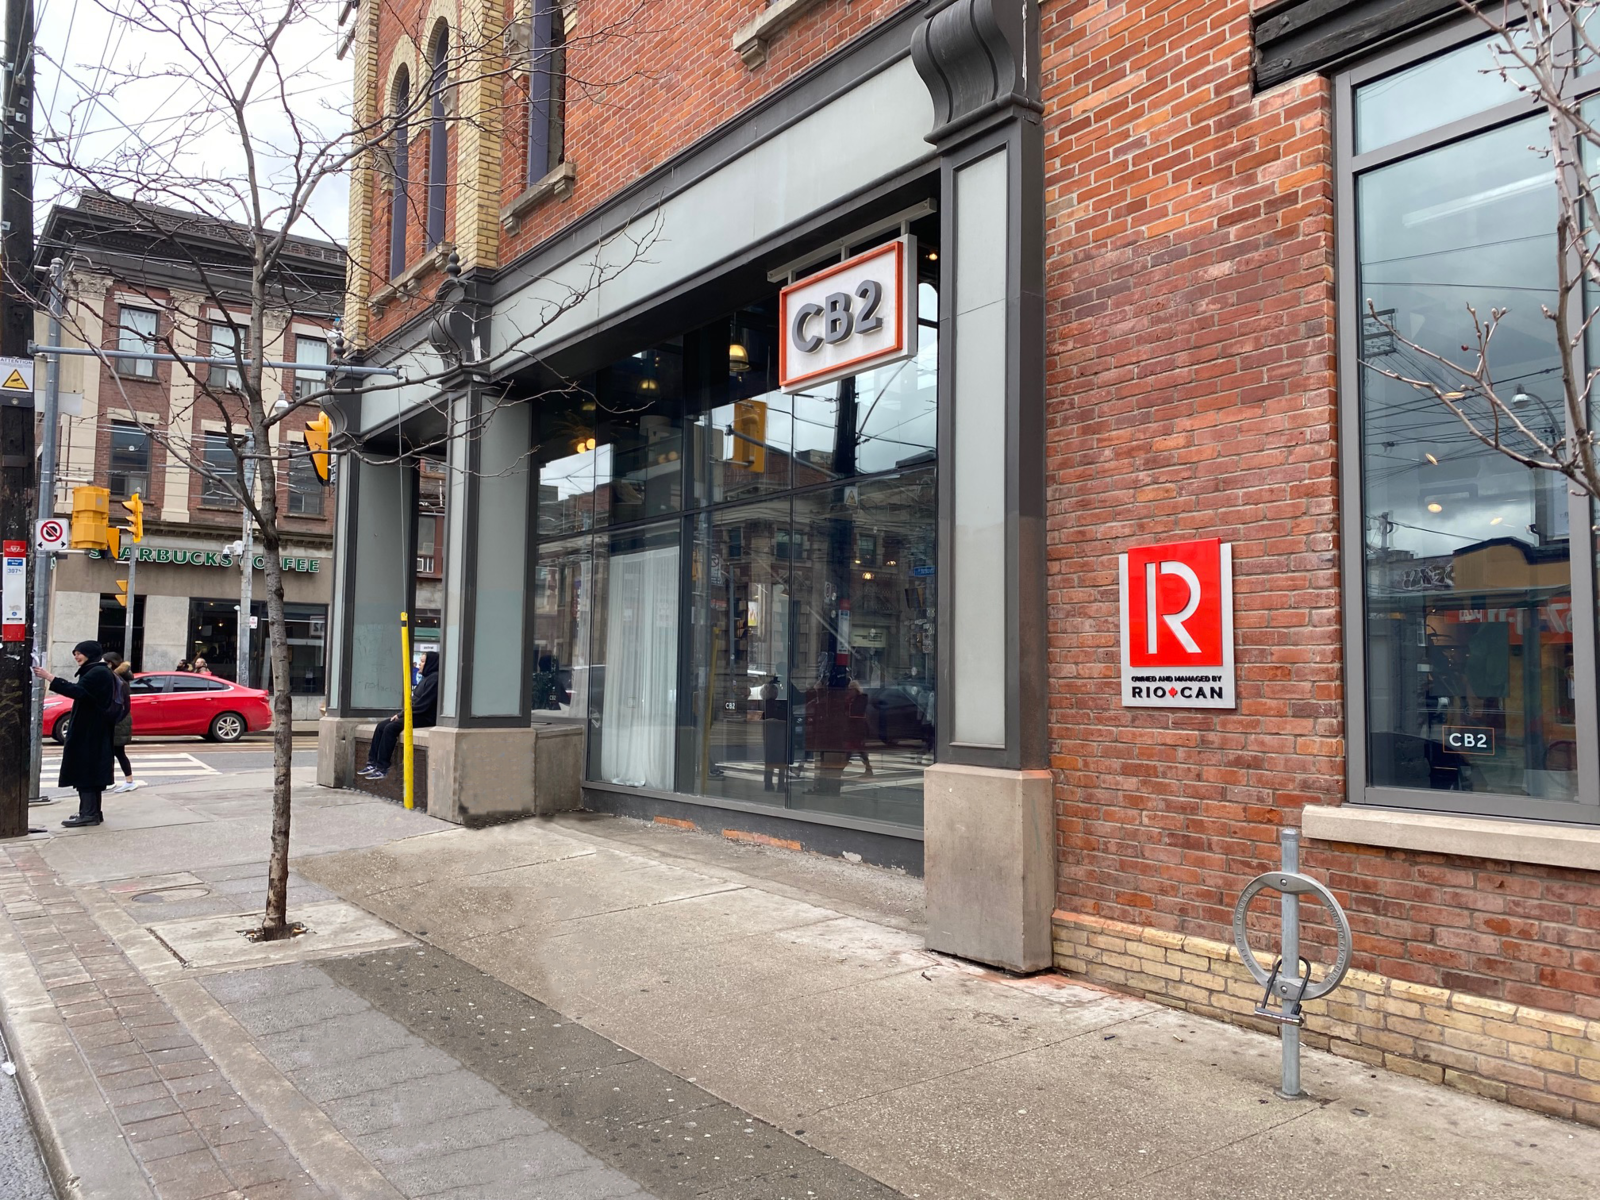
[28,258,64,804]
[123,554,137,668]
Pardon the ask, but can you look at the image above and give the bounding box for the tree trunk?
[258,530,296,939]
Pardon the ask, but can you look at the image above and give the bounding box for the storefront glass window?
[1353,61,1583,808]
[536,386,598,536]
[187,598,326,693]
[786,468,935,827]
[587,522,680,789]
[594,344,685,526]
[533,535,591,719]
[680,497,793,802]
[1354,31,1532,153]
[563,214,939,829]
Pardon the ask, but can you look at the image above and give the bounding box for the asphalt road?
[0,1024,54,1200]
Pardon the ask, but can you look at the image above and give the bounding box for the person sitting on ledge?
[359,652,439,781]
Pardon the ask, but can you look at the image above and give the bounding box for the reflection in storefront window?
[533,536,591,720]
[1358,115,1575,802]
[553,215,940,828]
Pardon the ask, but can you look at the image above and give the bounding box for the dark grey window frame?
[1335,15,1600,823]
[115,305,159,378]
[199,430,241,508]
[526,0,565,183]
[286,451,324,516]
[108,419,151,501]
[389,68,412,280]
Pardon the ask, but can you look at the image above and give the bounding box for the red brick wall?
[1042,0,1600,1028]
[1305,843,1600,1019]
[367,0,916,341]
[1042,0,1342,927]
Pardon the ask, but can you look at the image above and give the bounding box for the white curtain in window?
[600,544,678,788]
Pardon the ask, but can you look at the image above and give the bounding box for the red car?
[45,671,273,744]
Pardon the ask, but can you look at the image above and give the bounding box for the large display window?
[1339,22,1600,820]
[536,215,939,828]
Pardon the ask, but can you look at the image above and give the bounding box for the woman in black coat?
[32,639,117,827]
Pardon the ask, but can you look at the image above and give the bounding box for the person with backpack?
[31,640,118,827]
[103,652,138,793]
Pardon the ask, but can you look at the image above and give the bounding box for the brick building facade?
[34,196,340,721]
[326,0,1600,1123]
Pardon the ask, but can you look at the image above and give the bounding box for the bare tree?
[1362,0,1600,503]
[29,0,656,940]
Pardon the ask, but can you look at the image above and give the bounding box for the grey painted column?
[427,383,543,825]
[433,386,535,728]
[341,453,415,715]
[318,450,415,786]
[914,0,1053,973]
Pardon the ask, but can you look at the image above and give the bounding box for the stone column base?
[924,762,1054,973]
[316,716,367,788]
[427,723,585,827]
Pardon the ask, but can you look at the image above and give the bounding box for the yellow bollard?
[400,611,415,811]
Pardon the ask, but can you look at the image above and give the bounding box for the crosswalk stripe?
[41,751,219,778]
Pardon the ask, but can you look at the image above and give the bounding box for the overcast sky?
[32,0,352,243]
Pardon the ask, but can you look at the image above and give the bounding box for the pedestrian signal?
[122,492,144,542]
[115,578,129,607]
[70,486,110,549]
[303,411,333,485]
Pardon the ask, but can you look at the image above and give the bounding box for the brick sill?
[1303,805,1600,872]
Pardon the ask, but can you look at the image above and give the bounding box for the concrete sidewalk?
[1,770,1598,1199]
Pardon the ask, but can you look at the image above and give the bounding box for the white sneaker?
[111,781,133,794]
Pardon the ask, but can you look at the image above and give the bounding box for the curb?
[0,862,155,1200]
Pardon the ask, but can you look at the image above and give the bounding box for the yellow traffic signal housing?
[114,578,128,608]
[121,492,144,542]
[70,485,110,549]
[303,411,333,485]
[107,526,122,563]
[731,400,767,474]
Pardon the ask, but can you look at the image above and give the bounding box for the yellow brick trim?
[1053,909,1600,1129]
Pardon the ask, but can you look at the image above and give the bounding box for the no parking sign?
[35,518,68,552]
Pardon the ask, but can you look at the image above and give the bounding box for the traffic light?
[731,400,767,474]
[107,526,121,563]
[303,411,333,485]
[114,578,128,608]
[121,492,144,543]
[70,485,110,549]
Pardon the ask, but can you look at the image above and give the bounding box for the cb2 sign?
[778,237,917,393]
[1119,537,1236,709]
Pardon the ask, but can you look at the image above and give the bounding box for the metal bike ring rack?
[1232,870,1353,1004]
[1229,828,1354,1099]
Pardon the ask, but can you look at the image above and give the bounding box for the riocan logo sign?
[778,237,917,393]
[1118,537,1236,709]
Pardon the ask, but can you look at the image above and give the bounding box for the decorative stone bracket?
[733,0,825,69]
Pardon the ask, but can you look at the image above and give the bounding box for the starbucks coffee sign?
[88,546,322,573]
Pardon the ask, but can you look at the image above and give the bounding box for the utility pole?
[0,0,35,837]
[28,258,62,804]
